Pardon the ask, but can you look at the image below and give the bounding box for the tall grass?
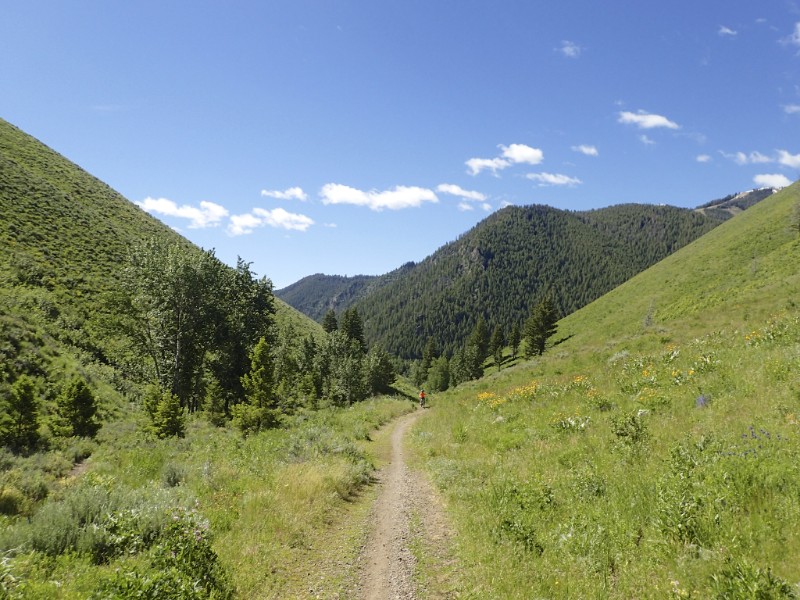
[412,184,800,598]
[0,395,413,598]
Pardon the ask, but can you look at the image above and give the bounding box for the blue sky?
[2,1,799,288]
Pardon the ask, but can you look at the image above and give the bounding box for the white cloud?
[718,25,738,36]
[527,172,582,187]
[753,173,792,188]
[136,197,229,229]
[618,110,680,130]
[227,213,262,236]
[572,144,598,157]
[696,154,712,163]
[465,157,510,176]
[466,143,544,175]
[260,186,308,201]
[559,40,581,58]
[481,202,492,211]
[782,22,800,47]
[777,150,800,168]
[319,183,438,211]
[784,104,800,114]
[436,184,487,202]
[501,143,544,165]
[639,135,656,145]
[457,201,474,212]
[720,150,773,165]
[227,207,314,235]
[749,151,773,164]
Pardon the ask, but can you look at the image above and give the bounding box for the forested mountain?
[281,203,725,358]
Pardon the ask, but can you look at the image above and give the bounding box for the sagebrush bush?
[0,487,25,516]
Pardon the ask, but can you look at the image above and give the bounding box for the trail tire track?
[357,408,455,599]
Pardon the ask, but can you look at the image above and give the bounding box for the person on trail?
[419,389,426,407]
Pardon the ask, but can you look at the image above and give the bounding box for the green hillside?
[0,117,321,387]
[412,182,800,597]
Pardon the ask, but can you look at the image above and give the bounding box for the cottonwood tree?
[365,346,396,395]
[427,356,450,392]
[123,240,273,413]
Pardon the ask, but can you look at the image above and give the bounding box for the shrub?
[611,410,649,450]
[96,510,233,599]
[161,463,186,488]
[710,558,795,599]
[230,403,277,436]
[0,487,25,516]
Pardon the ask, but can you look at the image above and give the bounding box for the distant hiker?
[419,389,426,407]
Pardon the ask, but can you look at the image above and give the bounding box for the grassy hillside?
[1,118,417,598]
[0,117,321,389]
[412,182,800,597]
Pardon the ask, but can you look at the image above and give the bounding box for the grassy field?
[411,183,800,598]
[1,396,414,598]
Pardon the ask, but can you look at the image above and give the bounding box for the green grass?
[411,183,800,598]
[0,395,414,598]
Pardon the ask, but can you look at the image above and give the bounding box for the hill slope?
[412,181,800,597]
[0,117,321,399]
[343,203,723,358]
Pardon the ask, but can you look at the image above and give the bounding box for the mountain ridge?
[278,201,736,358]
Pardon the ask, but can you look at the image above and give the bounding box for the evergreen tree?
[489,325,505,370]
[0,375,40,451]
[524,297,559,358]
[509,322,522,360]
[322,309,338,333]
[202,376,228,427]
[341,307,367,353]
[469,316,490,364]
[241,337,278,415]
[421,338,437,379]
[151,390,186,438]
[56,377,99,437]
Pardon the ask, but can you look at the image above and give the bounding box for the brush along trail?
[355,407,457,600]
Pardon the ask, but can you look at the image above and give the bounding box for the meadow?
[410,184,800,598]
[1,396,413,598]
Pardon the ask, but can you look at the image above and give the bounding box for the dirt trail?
[357,408,455,599]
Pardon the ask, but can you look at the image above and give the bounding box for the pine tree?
[524,297,559,357]
[56,377,99,437]
[152,390,186,438]
[0,375,40,451]
[341,308,366,353]
[241,337,277,412]
[509,322,522,360]
[322,309,338,333]
[469,316,490,364]
[489,325,505,370]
